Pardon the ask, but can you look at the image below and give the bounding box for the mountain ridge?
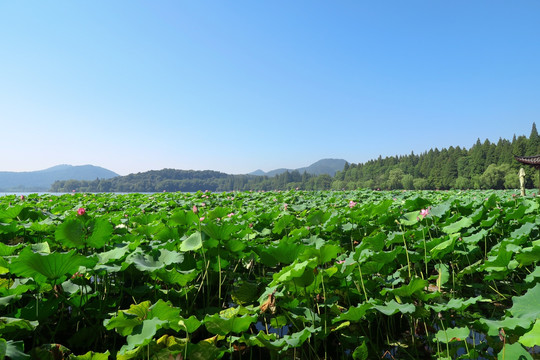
[248,158,347,177]
[0,165,119,191]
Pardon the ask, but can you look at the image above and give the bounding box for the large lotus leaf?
[179,232,202,252]
[0,317,38,335]
[259,238,304,266]
[505,205,527,221]
[10,247,97,283]
[515,244,540,266]
[509,283,540,322]
[462,229,487,245]
[373,300,415,316]
[270,259,316,286]
[519,319,540,347]
[352,341,368,360]
[442,217,472,235]
[0,205,24,220]
[0,258,8,275]
[497,343,533,360]
[399,211,419,226]
[96,245,129,265]
[430,234,459,260]
[525,265,540,283]
[149,300,181,330]
[428,296,484,313]
[71,351,110,360]
[482,243,513,272]
[126,248,183,272]
[55,218,113,249]
[204,313,257,336]
[202,222,235,241]
[272,214,295,234]
[55,219,84,248]
[253,326,317,352]
[178,315,202,334]
[4,340,30,360]
[0,243,23,256]
[104,301,151,336]
[104,312,143,337]
[332,303,373,323]
[524,199,539,214]
[155,268,198,287]
[86,218,114,248]
[434,326,470,343]
[370,247,401,264]
[480,317,533,336]
[387,277,428,298]
[510,222,536,242]
[169,209,196,227]
[120,318,167,353]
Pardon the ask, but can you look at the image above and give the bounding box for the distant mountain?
[249,158,348,177]
[0,165,119,191]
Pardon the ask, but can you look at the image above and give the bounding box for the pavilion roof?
[514,155,540,169]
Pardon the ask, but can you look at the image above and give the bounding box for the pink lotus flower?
[284,203,288,211]
[77,208,86,216]
[348,200,357,208]
[419,208,429,218]
[227,212,234,218]
[199,217,205,221]
[192,205,198,214]
[20,195,25,201]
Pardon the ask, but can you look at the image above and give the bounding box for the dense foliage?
[51,124,540,192]
[0,190,538,359]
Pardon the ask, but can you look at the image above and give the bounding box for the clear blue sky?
[1,1,539,175]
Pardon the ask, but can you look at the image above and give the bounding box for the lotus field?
[1,190,539,360]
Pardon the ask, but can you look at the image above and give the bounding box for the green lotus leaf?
[480,317,533,336]
[120,318,167,353]
[272,214,295,234]
[0,317,38,335]
[428,296,484,313]
[179,232,202,252]
[202,222,235,241]
[270,259,316,286]
[71,351,110,360]
[10,247,97,283]
[178,315,202,334]
[373,300,415,316]
[387,277,428,298]
[352,341,368,360]
[126,248,183,272]
[509,283,540,322]
[154,268,198,287]
[333,303,373,323]
[4,340,30,360]
[519,319,540,347]
[510,222,536,241]
[442,217,472,234]
[434,326,470,343]
[497,343,533,360]
[399,211,419,226]
[204,312,257,336]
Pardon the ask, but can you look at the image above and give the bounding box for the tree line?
[50,123,540,192]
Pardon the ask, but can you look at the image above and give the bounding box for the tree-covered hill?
[50,124,540,192]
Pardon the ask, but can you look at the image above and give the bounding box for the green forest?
[50,123,540,192]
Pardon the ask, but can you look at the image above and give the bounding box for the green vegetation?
[51,124,540,192]
[0,190,538,359]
